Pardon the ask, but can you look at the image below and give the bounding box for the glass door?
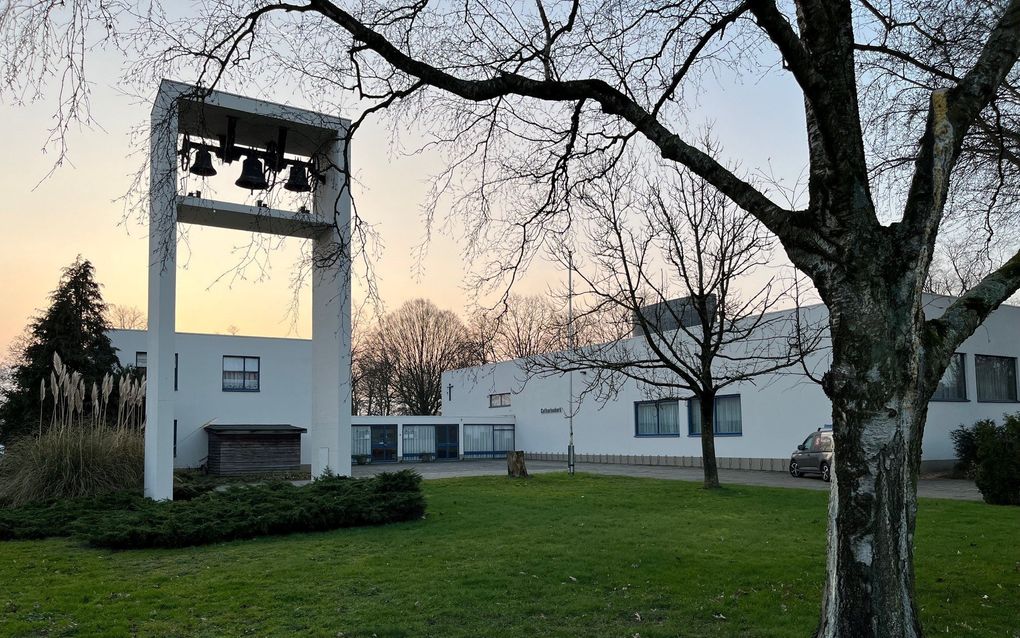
[435,424,459,460]
[370,424,398,462]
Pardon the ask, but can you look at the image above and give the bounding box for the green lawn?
[0,474,1017,637]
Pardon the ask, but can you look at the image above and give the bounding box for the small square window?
[488,392,511,408]
[223,355,260,392]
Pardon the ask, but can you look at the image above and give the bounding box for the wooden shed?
[204,424,307,476]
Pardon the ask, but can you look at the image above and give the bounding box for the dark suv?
[789,428,833,482]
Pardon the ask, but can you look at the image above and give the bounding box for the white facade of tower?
[145,80,352,499]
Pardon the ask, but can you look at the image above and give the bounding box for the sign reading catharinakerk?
[540,407,563,414]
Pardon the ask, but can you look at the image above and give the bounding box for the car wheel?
[789,461,802,478]
[820,462,831,483]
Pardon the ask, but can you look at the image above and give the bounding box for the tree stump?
[507,450,529,478]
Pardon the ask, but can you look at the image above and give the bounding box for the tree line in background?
[350,295,631,417]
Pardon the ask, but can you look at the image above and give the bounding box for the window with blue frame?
[634,399,680,436]
[688,395,742,436]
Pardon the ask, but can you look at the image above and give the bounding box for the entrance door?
[371,424,398,462]
[435,424,459,460]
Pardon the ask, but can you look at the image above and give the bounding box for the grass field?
[1,473,1017,637]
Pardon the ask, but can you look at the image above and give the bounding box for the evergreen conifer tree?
[0,257,120,440]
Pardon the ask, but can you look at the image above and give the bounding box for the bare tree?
[349,324,366,416]
[107,304,146,330]
[924,236,1018,299]
[480,294,562,361]
[535,161,822,489]
[470,294,623,365]
[463,308,499,367]
[224,325,240,336]
[378,299,473,415]
[7,1,1020,634]
[351,326,398,416]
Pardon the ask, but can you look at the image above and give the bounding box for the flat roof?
[204,423,307,434]
[108,329,311,343]
[158,79,349,157]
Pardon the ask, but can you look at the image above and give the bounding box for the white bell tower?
[146,80,352,499]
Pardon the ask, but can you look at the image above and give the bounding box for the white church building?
[443,295,1020,473]
[111,294,1019,475]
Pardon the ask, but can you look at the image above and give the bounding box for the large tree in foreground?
[5,1,1020,635]
[0,257,119,441]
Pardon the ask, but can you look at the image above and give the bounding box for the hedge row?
[0,470,425,548]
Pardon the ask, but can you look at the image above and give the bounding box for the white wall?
[442,297,1020,465]
[109,294,1019,470]
[110,330,313,468]
[922,296,1020,460]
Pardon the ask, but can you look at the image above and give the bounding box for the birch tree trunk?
[816,286,928,638]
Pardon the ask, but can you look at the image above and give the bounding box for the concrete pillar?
[144,92,178,501]
[310,133,352,477]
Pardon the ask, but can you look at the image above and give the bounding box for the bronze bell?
[284,165,311,193]
[189,148,217,177]
[235,155,268,190]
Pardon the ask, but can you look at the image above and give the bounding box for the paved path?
[353,459,982,501]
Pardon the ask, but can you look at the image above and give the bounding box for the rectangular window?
[173,419,177,458]
[976,355,1018,402]
[463,423,515,458]
[931,353,967,401]
[135,352,177,387]
[634,399,680,437]
[488,392,511,408]
[689,395,743,436]
[222,355,260,392]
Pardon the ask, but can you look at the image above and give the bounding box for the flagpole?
[568,250,575,476]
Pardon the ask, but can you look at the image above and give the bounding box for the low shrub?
[172,469,314,501]
[173,472,221,501]
[87,470,425,549]
[0,425,143,507]
[0,470,426,548]
[950,420,988,478]
[0,491,143,541]
[952,414,1020,505]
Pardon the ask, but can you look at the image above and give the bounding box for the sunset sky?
[0,44,806,357]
